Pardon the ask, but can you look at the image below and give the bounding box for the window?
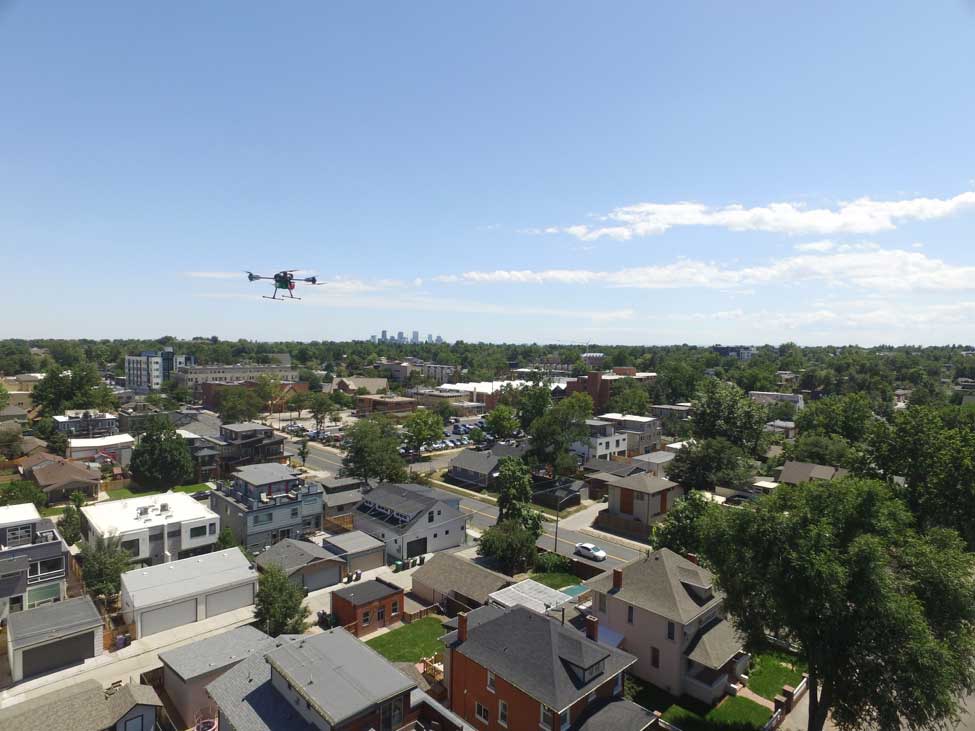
[499,699,509,727]
[28,556,63,578]
[291,507,299,518]
[627,605,634,624]
[121,538,140,556]
[428,511,434,523]
[445,529,450,535]
[124,716,143,731]
[378,606,385,623]
[190,525,207,539]
[667,622,675,640]
[475,702,489,724]
[361,610,371,627]
[597,593,606,613]
[391,600,399,616]
[208,523,216,535]
[487,671,495,692]
[434,533,438,538]
[560,708,570,731]
[613,672,623,696]
[6,525,31,547]
[253,513,273,525]
[167,528,180,538]
[651,646,660,668]
[540,706,553,730]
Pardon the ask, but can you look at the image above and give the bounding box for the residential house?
[777,460,849,485]
[334,376,389,394]
[447,442,529,490]
[355,393,418,415]
[209,463,323,553]
[53,410,119,437]
[354,484,470,560]
[748,391,805,411]
[649,404,693,421]
[321,475,365,527]
[254,537,345,591]
[631,451,675,478]
[595,474,683,538]
[571,419,628,462]
[582,458,649,500]
[117,402,170,435]
[121,548,257,638]
[0,503,70,619]
[445,605,655,731]
[321,530,387,573]
[217,422,286,471]
[66,433,134,467]
[0,679,162,731]
[19,452,100,502]
[6,595,102,682]
[533,478,587,511]
[765,420,797,439]
[82,491,220,565]
[584,550,749,705]
[18,436,48,457]
[597,413,662,457]
[0,405,28,426]
[331,578,405,637]
[411,551,512,612]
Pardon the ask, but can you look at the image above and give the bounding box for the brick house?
[331,578,404,637]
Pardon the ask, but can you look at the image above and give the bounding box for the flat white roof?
[598,413,655,423]
[82,491,217,535]
[754,480,780,489]
[489,579,572,614]
[122,549,256,609]
[0,503,41,528]
[68,434,134,448]
[175,429,200,439]
[439,378,568,395]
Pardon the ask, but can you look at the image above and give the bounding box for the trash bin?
[393,561,402,573]
[418,555,426,566]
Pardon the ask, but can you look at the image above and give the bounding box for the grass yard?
[746,650,807,701]
[107,482,209,500]
[365,617,446,663]
[529,571,579,590]
[626,677,771,731]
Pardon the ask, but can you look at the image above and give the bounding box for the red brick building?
[201,380,309,412]
[331,578,405,637]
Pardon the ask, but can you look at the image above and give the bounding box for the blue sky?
[2,1,974,345]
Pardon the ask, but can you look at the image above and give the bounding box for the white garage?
[121,549,257,639]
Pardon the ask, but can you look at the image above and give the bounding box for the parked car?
[574,542,607,561]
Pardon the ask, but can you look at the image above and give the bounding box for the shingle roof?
[255,538,344,575]
[323,489,362,508]
[206,653,316,731]
[448,449,499,476]
[684,617,744,670]
[322,530,385,556]
[0,680,161,731]
[356,484,467,536]
[456,606,636,712]
[411,552,511,605]
[604,473,678,495]
[159,626,278,680]
[233,462,301,485]
[583,458,647,477]
[7,596,102,650]
[778,461,849,485]
[31,459,100,491]
[584,549,721,624]
[332,578,402,606]
[572,699,657,731]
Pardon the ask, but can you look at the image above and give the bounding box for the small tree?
[80,535,132,598]
[0,480,47,510]
[288,391,309,420]
[129,415,194,489]
[216,525,238,549]
[477,519,538,574]
[484,404,519,440]
[0,428,22,459]
[341,417,407,484]
[650,490,717,558]
[58,492,87,545]
[402,409,444,457]
[297,438,310,466]
[469,427,487,445]
[47,430,68,457]
[0,383,8,411]
[495,457,533,524]
[254,563,309,636]
[434,399,456,425]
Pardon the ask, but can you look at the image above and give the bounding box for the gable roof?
[356,484,467,536]
[255,538,344,575]
[30,459,100,492]
[572,699,657,731]
[778,461,849,485]
[411,552,511,605]
[684,616,744,670]
[159,625,278,681]
[448,449,501,476]
[206,653,316,731]
[0,680,160,731]
[455,606,636,712]
[7,596,102,650]
[582,458,647,477]
[604,473,678,495]
[584,549,721,624]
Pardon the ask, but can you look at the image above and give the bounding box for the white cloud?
[794,241,836,252]
[435,247,975,293]
[539,190,975,240]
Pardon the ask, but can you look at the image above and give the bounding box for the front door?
[619,488,634,515]
[378,606,386,626]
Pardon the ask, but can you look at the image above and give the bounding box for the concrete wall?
[164,664,222,727]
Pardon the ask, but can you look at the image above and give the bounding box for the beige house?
[585,549,749,706]
[607,473,683,523]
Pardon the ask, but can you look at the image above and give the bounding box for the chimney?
[686,553,699,565]
[585,615,599,642]
[458,612,468,642]
[612,568,623,591]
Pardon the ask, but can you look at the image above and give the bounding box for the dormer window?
[567,659,605,685]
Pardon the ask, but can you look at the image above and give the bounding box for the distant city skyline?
[371,330,445,345]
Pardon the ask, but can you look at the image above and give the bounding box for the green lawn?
[529,571,579,590]
[626,677,771,731]
[107,482,209,500]
[747,650,806,701]
[365,617,446,663]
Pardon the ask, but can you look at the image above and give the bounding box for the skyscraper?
[411,330,419,344]
[397,331,405,343]
[426,334,433,343]
[381,329,388,342]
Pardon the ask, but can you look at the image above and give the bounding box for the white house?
[66,433,135,467]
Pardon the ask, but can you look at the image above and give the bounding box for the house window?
[475,702,489,724]
[124,716,143,731]
[190,525,207,539]
[434,533,438,538]
[208,523,216,535]
[499,699,509,727]
[291,507,299,518]
[667,622,675,640]
[428,511,434,523]
[487,671,495,692]
[613,672,623,696]
[627,605,634,624]
[6,525,31,547]
[651,646,660,668]
[588,691,597,704]
[391,600,399,616]
[28,556,63,578]
[597,593,606,613]
[121,538,140,556]
[361,610,371,627]
[540,706,553,730]
[560,708,570,730]
[254,513,273,525]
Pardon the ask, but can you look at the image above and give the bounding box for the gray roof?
[7,596,102,650]
[572,699,657,731]
[632,451,675,465]
[322,475,365,491]
[255,538,344,575]
[583,458,647,477]
[362,483,438,516]
[684,617,744,670]
[411,552,511,605]
[332,578,401,606]
[322,530,385,556]
[159,626,277,680]
[605,473,679,495]
[323,489,362,508]
[265,629,415,726]
[778,461,849,485]
[448,449,500,476]
[357,484,467,536]
[455,606,636,712]
[221,422,271,432]
[0,679,160,731]
[206,653,316,731]
[489,579,572,614]
[233,462,301,486]
[585,549,721,624]
[121,548,256,610]
[442,603,506,642]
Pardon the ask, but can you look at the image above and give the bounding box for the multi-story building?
[712,345,758,362]
[172,363,299,398]
[0,504,70,619]
[411,330,419,344]
[584,550,749,706]
[597,413,661,456]
[571,419,629,461]
[117,402,170,435]
[52,410,119,437]
[125,347,194,392]
[355,394,418,415]
[445,605,656,731]
[375,358,460,385]
[81,492,219,566]
[218,422,286,470]
[209,463,323,553]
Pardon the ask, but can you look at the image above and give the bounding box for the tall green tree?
[402,409,443,459]
[796,393,874,443]
[0,428,22,459]
[129,415,194,488]
[47,430,68,457]
[287,391,309,420]
[605,378,650,416]
[650,490,717,557]
[0,383,8,411]
[80,535,132,598]
[527,392,592,475]
[784,433,853,468]
[665,437,753,490]
[341,416,407,484]
[216,387,263,424]
[59,495,85,545]
[309,392,336,432]
[216,525,238,549]
[253,373,281,416]
[484,404,519,439]
[477,519,538,574]
[254,563,310,636]
[691,379,767,454]
[702,478,975,731]
[517,384,552,430]
[434,399,456,425]
[495,457,535,526]
[0,480,47,510]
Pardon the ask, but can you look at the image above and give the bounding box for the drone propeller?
[245,271,261,282]
[301,276,320,285]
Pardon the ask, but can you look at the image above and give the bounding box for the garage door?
[22,631,94,678]
[141,598,197,637]
[205,584,254,617]
[406,537,427,559]
[303,564,341,592]
[349,548,385,574]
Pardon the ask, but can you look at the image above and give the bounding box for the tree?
[527,392,592,475]
[253,373,281,416]
[434,399,456,425]
[402,409,444,457]
[650,490,717,558]
[254,563,309,636]
[517,384,552,430]
[767,400,797,422]
[296,438,310,466]
[80,535,132,598]
[288,391,309,420]
[47,430,68,457]
[129,415,194,489]
[309,392,335,432]
[701,478,975,731]
[216,525,238,549]
[59,497,84,545]
[217,387,263,424]
[341,417,407,483]
[796,393,874,443]
[0,480,47,510]
[0,427,22,459]
[665,437,753,490]
[469,427,487,444]
[484,404,519,439]
[605,378,650,416]
[0,383,8,411]
[691,379,768,454]
[495,457,537,530]
[784,433,853,468]
[477,519,538,574]
[31,361,106,415]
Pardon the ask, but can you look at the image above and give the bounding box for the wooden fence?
[323,514,354,533]
[402,605,438,624]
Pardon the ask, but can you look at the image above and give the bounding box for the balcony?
[684,666,729,706]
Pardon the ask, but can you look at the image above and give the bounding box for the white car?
[574,542,607,561]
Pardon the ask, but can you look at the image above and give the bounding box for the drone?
[246,270,322,300]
